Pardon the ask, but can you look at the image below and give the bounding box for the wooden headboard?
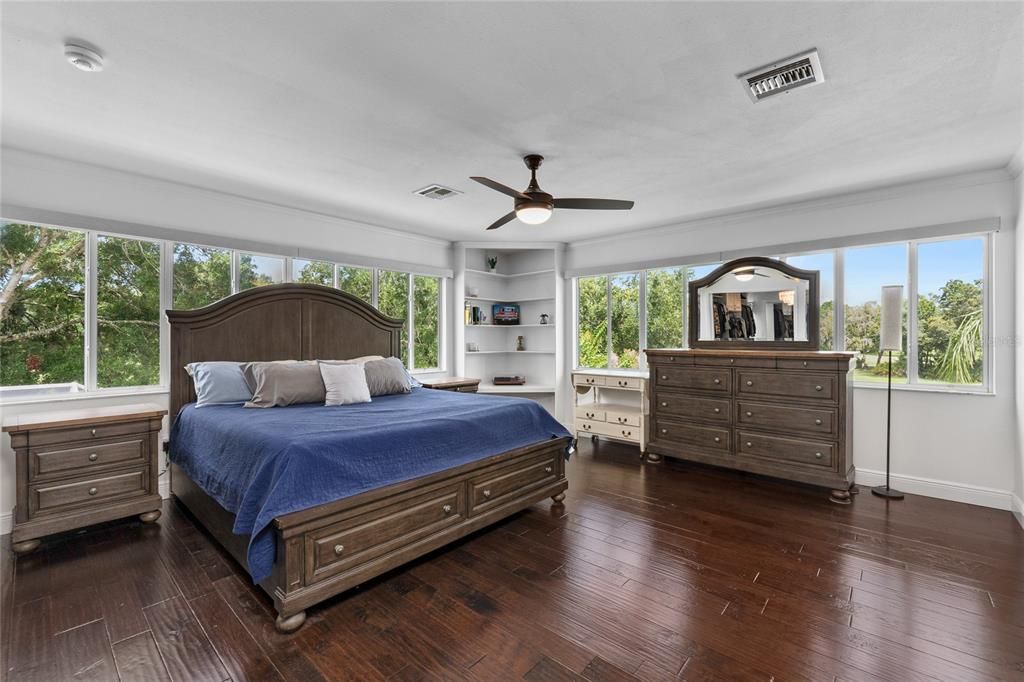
[166,283,403,418]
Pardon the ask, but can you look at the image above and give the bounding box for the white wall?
[569,169,1019,511]
[1011,151,1024,528]
[0,148,456,533]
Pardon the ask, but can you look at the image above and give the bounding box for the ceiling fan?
[470,155,634,230]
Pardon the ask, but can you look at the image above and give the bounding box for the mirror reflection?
[696,265,810,342]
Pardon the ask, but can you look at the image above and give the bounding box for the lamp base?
[870,485,904,500]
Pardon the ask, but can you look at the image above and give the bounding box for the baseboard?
[1012,493,1024,531]
[855,468,1013,511]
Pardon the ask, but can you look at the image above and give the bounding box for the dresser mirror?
[688,256,820,350]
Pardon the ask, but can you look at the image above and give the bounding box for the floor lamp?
[872,284,905,500]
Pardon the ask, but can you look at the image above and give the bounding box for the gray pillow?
[185,361,252,407]
[363,357,412,397]
[243,361,326,408]
[320,362,372,406]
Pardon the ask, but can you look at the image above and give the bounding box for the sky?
[844,237,982,305]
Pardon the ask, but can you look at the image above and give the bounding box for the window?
[413,275,440,369]
[172,244,231,309]
[96,235,161,387]
[337,265,372,303]
[0,222,86,393]
[576,275,608,368]
[610,273,640,368]
[377,270,410,362]
[239,253,285,290]
[645,267,686,350]
[785,252,835,350]
[845,243,908,384]
[293,259,333,286]
[915,237,984,386]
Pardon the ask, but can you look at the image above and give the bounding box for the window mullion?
[638,271,648,370]
[907,241,919,384]
[407,274,415,369]
[159,240,172,388]
[371,269,379,308]
[230,251,240,294]
[605,276,612,368]
[84,231,98,391]
[834,250,845,352]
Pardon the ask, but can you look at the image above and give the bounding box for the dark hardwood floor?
[3,439,1024,681]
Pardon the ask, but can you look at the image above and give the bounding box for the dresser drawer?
[575,406,606,422]
[470,453,560,514]
[654,420,730,452]
[776,358,844,372]
[736,372,836,402]
[605,409,640,427]
[27,420,153,447]
[307,483,464,583]
[737,431,834,468]
[693,356,775,369]
[655,367,731,393]
[648,353,692,365]
[655,393,731,425]
[30,438,145,480]
[606,376,642,390]
[737,402,836,437]
[29,468,149,516]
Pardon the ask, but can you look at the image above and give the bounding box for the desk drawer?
[470,453,560,514]
[737,431,834,468]
[605,409,640,427]
[655,393,731,425]
[30,468,148,516]
[30,438,145,480]
[574,375,605,388]
[606,376,642,390]
[737,402,836,437]
[654,420,730,452]
[308,483,464,583]
[737,372,836,402]
[655,367,731,393]
[575,406,606,422]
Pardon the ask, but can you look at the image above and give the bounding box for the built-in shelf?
[465,350,555,355]
[465,268,555,279]
[465,324,555,329]
[464,295,554,303]
[478,384,555,394]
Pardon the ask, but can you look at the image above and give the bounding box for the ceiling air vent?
[414,184,462,200]
[738,49,824,102]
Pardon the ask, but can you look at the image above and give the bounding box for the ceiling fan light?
[734,269,755,282]
[516,204,552,225]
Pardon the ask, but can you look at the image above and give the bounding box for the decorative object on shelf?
[467,304,488,325]
[487,256,498,273]
[419,377,480,393]
[516,335,526,351]
[873,284,905,501]
[492,303,520,325]
[539,313,550,325]
[467,287,480,298]
[466,342,479,352]
[494,375,527,385]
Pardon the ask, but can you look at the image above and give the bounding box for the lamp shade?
[879,285,904,352]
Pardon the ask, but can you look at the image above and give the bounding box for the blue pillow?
[185,362,252,407]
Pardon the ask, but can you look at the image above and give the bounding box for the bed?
[166,283,571,633]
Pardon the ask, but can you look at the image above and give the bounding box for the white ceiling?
[2,2,1022,243]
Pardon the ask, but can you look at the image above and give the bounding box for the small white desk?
[572,369,648,455]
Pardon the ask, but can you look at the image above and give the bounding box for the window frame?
[574,232,993,393]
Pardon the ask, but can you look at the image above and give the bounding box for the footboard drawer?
[469,452,560,514]
[306,483,465,584]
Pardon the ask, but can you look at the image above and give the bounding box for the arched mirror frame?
[687,256,820,351]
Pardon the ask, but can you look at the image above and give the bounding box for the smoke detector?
[65,43,104,72]
[413,184,462,200]
[738,49,823,102]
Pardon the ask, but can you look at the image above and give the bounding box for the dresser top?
[2,402,167,433]
[644,348,854,360]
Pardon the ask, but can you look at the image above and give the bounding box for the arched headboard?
[166,283,403,418]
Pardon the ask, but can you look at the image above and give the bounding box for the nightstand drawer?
[605,409,640,427]
[29,468,149,516]
[30,439,145,480]
[27,420,153,447]
[575,406,606,422]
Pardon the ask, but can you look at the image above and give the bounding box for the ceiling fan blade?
[553,198,634,210]
[485,211,517,231]
[471,177,529,200]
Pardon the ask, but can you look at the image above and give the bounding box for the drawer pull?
[802,361,808,367]
[729,358,735,364]
[544,466,553,474]
[745,411,753,417]
[661,375,668,380]
[660,402,667,407]
[88,487,98,496]
[483,489,491,498]
[582,423,591,430]
[621,430,631,437]
[661,428,668,434]
[442,504,453,514]
[90,428,97,437]
[713,437,721,443]
[713,378,721,385]
[334,544,345,556]
[815,419,823,426]
[815,452,823,459]
[815,385,823,392]
[713,407,720,414]
[586,412,594,418]
[746,380,753,387]
[746,442,752,448]
[618,380,626,386]
[669,356,676,361]
[88,453,99,462]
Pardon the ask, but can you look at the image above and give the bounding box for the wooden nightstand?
[3,403,166,554]
[419,377,481,393]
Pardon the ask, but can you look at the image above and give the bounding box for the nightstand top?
[2,402,167,433]
[419,377,481,390]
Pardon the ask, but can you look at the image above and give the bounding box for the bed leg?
[275,610,306,633]
[139,510,162,523]
[551,492,566,505]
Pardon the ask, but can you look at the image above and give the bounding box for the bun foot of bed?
[139,510,162,523]
[551,492,566,505]
[275,610,306,633]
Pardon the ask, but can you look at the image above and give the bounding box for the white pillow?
[319,362,372,406]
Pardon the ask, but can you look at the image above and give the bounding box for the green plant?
[486,257,498,270]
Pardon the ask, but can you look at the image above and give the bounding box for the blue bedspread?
[169,388,572,582]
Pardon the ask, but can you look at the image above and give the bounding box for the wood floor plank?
[144,595,228,682]
[188,590,285,682]
[112,631,173,682]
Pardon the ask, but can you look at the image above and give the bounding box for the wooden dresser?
[3,403,166,553]
[646,349,855,503]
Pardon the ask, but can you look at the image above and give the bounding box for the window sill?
[852,382,993,397]
[0,385,169,408]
